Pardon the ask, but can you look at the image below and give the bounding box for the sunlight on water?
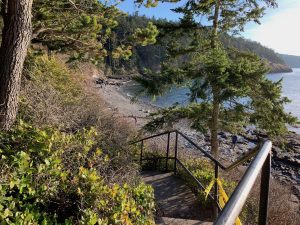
[123,69,300,132]
[267,68,300,120]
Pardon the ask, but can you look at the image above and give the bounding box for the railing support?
[166,132,170,171]
[213,163,219,219]
[140,140,144,167]
[214,141,272,225]
[174,131,178,175]
[132,130,273,225]
[258,153,271,225]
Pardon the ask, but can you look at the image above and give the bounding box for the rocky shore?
[268,62,293,73]
[97,78,300,202]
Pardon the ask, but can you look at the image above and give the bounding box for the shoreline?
[97,80,300,200]
[96,81,157,128]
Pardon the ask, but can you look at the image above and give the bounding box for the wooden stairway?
[142,171,213,225]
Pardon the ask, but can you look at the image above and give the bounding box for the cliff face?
[268,62,293,73]
[221,36,293,74]
[279,54,300,68]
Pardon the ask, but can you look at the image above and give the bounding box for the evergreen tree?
[32,0,127,63]
[32,0,158,64]
[0,0,158,130]
[105,13,288,74]
[105,14,160,73]
[0,0,122,130]
[134,0,296,157]
[0,0,33,130]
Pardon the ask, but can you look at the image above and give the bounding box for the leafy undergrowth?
[0,121,155,224]
[0,53,156,224]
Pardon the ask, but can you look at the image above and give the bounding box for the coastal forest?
[0,0,299,224]
[280,54,300,68]
[107,13,291,74]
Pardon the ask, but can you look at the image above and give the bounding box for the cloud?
[243,1,300,56]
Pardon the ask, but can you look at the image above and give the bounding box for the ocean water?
[268,69,300,133]
[124,69,300,132]
[267,68,300,120]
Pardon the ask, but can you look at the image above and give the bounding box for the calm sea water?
[268,69,300,120]
[124,69,300,132]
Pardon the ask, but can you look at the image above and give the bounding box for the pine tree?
[32,0,158,64]
[0,0,33,130]
[32,0,124,63]
[0,0,157,130]
[134,0,297,157]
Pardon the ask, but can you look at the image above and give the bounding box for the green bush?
[0,121,155,224]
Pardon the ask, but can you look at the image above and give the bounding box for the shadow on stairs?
[142,171,213,225]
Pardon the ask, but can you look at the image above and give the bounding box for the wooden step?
[142,171,213,221]
[156,217,213,225]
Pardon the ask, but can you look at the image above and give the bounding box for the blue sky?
[117,0,300,56]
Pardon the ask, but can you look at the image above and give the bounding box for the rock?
[95,78,107,85]
[273,148,300,168]
[204,135,210,142]
[292,185,300,198]
[184,141,193,149]
[237,136,247,144]
[271,145,300,192]
[218,131,228,139]
[274,132,300,153]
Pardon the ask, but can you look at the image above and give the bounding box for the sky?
[117,0,300,56]
[243,0,300,56]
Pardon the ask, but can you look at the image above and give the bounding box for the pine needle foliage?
[32,0,124,63]
[31,0,159,64]
[134,0,297,157]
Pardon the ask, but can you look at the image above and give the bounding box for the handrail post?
[213,162,219,219]
[174,131,178,175]
[214,141,272,225]
[140,140,144,167]
[166,132,170,171]
[258,152,271,225]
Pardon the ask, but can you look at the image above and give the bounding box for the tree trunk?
[210,0,221,158]
[211,92,220,158]
[0,0,33,130]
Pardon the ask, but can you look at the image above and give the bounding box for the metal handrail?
[131,130,272,225]
[214,141,272,225]
[131,129,260,171]
[130,130,173,144]
[224,144,261,172]
[131,130,222,209]
[176,130,226,169]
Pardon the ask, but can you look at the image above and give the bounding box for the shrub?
[0,121,155,224]
[20,54,83,128]
[20,53,139,185]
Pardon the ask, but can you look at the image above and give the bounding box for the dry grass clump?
[267,181,299,225]
[223,167,299,225]
[19,53,139,184]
